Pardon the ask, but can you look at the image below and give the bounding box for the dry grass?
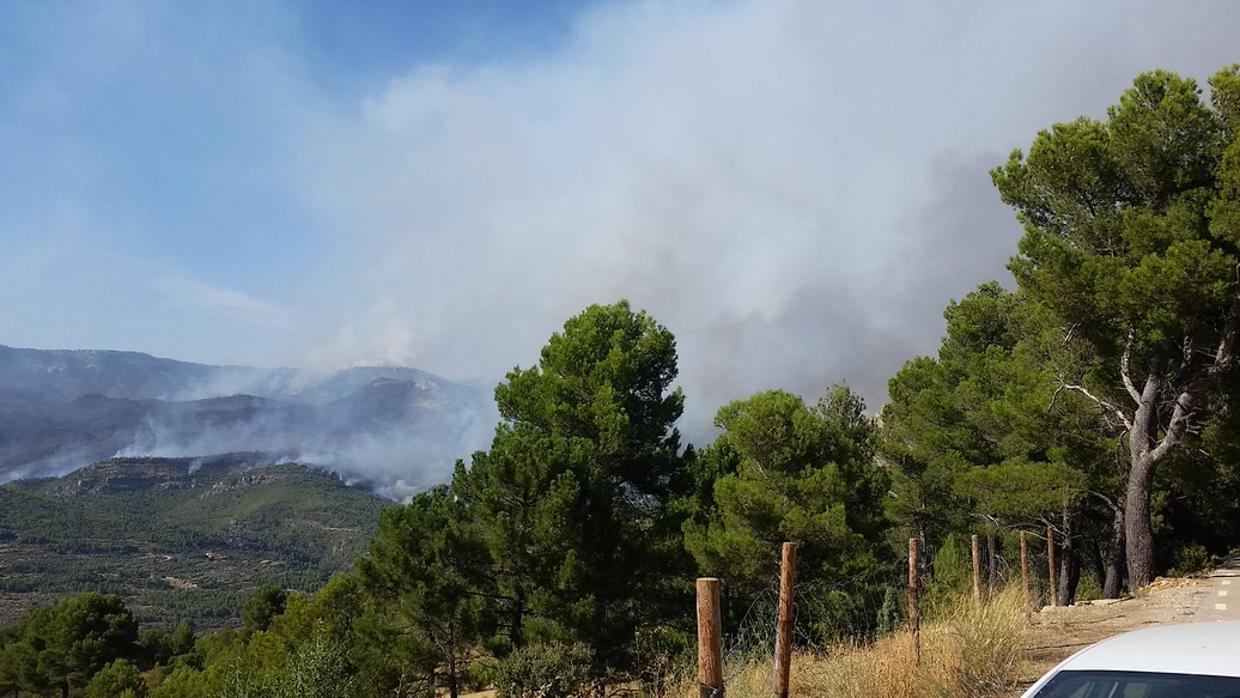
[678,587,1028,698]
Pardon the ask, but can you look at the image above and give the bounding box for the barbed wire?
[721,584,778,686]
[709,563,902,694]
[695,535,1060,696]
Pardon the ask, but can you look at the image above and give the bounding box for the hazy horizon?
[0,340,497,385]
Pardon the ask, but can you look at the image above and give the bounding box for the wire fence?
[694,530,1061,696]
[702,561,902,695]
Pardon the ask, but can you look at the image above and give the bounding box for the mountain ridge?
[0,344,498,487]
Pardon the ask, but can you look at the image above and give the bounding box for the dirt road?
[1014,556,1240,694]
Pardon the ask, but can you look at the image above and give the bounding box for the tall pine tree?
[455,300,687,685]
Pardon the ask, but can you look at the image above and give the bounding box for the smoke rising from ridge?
[0,346,497,493]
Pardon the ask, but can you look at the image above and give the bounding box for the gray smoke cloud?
[110,401,495,499]
[111,370,500,494]
[3,1,1239,451]
[289,1,1240,439]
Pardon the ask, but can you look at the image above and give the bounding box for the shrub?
[494,641,594,698]
[876,586,903,635]
[800,585,885,643]
[1169,543,1213,577]
[277,632,357,698]
[464,660,498,692]
[148,665,211,698]
[85,659,147,698]
[634,626,694,697]
[927,535,970,610]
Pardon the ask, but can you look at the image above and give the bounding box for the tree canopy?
[685,387,887,591]
[992,66,1240,586]
[0,593,138,697]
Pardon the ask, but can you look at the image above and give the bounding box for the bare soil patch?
[1012,576,1209,695]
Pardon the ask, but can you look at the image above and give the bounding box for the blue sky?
[2,1,1239,430]
[0,0,591,365]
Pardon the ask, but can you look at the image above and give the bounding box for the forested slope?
[0,455,386,630]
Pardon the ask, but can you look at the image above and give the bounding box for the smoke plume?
[3,1,1240,448]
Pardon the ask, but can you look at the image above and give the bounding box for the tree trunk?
[1103,502,1125,598]
[1059,551,1081,606]
[512,585,525,649]
[1125,455,1157,588]
[448,620,459,698]
[1057,508,1079,606]
[1088,537,1105,589]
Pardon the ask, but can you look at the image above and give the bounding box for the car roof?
[1058,622,1240,678]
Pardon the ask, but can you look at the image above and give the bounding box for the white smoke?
[292,0,1240,438]
[109,373,499,491]
[4,0,1240,448]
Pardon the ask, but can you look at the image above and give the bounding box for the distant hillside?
[0,345,229,402]
[0,344,497,487]
[0,455,388,630]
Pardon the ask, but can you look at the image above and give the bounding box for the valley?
[0,454,387,630]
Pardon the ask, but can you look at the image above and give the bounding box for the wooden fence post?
[697,578,724,698]
[1020,531,1030,608]
[971,534,982,603]
[1047,527,1057,608]
[773,543,797,698]
[908,538,921,666]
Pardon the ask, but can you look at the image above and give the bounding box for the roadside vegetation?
[696,588,1027,698]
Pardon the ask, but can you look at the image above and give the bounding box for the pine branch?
[1120,329,1141,403]
[1051,380,1133,431]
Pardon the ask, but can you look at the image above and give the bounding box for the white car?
[1021,622,1240,697]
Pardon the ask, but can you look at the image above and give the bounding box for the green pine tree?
[991,65,1240,587]
[456,300,688,685]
